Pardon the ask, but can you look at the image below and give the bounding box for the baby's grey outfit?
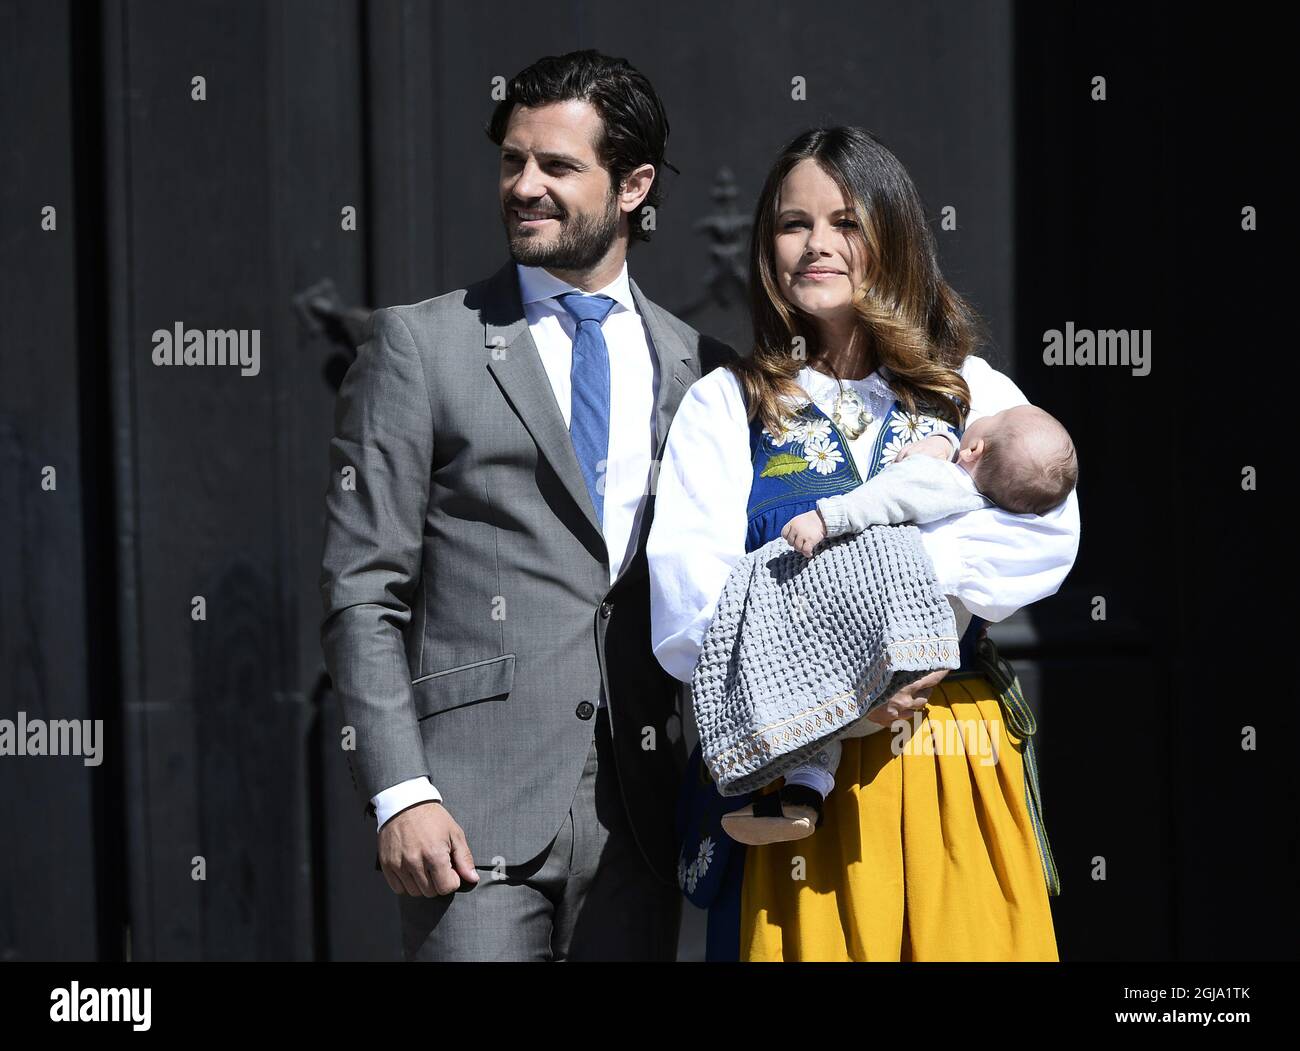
[785,456,990,798]
[692,523,962,796]
[816,453,990,537]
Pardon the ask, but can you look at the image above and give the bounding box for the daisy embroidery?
[793,416,832,446]
[888,409,933,442]
[684,859,700,894]
[762,419,797,447]
[878,433,913,467]
[696,835,715,875]
[803,435,844,475]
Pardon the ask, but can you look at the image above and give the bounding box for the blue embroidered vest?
[675,391,987,931]
[745,396,987,669]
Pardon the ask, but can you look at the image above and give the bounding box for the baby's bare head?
[963,405,1077,515]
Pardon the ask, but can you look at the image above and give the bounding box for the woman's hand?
[894,434,953,463]
[866,668,950,726]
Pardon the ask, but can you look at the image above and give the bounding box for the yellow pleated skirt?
[739,675,1059,961]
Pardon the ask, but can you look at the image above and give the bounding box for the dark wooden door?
[3,0,1289,962]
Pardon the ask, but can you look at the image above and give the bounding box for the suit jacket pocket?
[411,653,516,719]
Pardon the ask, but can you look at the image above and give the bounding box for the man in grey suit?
[319,50,735,960]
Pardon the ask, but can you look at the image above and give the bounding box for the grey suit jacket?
[319,260,736,886]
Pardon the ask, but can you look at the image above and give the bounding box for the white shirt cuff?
[372,776,442,831]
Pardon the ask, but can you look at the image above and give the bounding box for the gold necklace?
[831,379,873,439]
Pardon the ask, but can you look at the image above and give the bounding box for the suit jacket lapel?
[621,278,700,588]
[630,277,701,467]
[483,262,604,540]
[481,262,703,585]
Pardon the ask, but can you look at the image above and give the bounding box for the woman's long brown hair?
[733,126,988,438]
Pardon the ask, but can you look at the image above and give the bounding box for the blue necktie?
[558,292,616,524]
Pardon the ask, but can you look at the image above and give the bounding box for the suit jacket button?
[599,601,614,619]
[575,701,595,720]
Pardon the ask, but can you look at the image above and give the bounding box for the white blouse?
[646,354,1082,684]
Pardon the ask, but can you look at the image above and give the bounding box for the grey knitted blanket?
[691,525,961,796]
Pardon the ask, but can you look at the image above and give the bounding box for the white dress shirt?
[646,354,1082,684]
[515,261,661,585]
[370,261,660,831]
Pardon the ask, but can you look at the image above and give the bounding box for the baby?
[720,403,1078,846]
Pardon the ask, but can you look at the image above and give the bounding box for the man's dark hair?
[486,50,671,244]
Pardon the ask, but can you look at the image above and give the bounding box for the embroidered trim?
[748,402,862,520]
[704,634,962,780]
[748,397,956,523]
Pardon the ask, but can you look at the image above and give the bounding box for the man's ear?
[618,162,656,214]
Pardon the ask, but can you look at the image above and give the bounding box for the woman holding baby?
[646,126,1080,961]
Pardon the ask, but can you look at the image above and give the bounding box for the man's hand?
[865,668,951,726]
[378,801,480,897]
[783,508,829,558]
[894,434,954,463]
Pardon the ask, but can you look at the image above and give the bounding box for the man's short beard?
[505,191,621,271]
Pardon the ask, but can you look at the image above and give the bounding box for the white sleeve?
[648,368,753,683]
[917,355,1081,622]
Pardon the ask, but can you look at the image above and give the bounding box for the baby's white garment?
[817,453,991,538]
